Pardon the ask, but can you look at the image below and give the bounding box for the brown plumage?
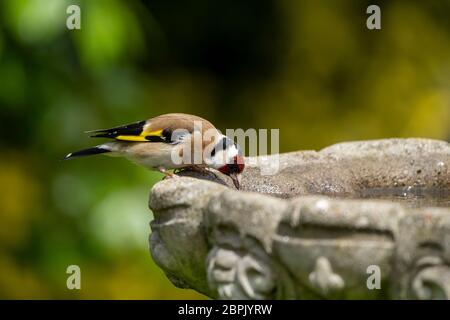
[65,113,245,188]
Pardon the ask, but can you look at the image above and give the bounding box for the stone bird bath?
[148,138,450,299]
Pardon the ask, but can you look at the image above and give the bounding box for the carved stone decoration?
[308,257,345,296]
[410,256,450,299]
[148,138,450,299]
[206,247,276,299]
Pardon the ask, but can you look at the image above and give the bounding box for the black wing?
[87,120,147,139]
[86,120,177,143]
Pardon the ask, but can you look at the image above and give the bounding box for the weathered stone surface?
[149,178,226,298]
[148,138,450,299]
[238,138,449,199]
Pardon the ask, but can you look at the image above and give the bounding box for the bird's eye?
[222,137,227,149]
[210,136,228,157]
[162,128,172,141]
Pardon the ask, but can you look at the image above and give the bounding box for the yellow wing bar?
[115,129,164,142]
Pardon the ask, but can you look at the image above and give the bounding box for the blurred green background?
[0,0,449,299]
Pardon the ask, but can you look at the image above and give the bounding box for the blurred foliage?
[0,0,449,299]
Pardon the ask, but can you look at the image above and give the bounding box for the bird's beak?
[229,173,242,189]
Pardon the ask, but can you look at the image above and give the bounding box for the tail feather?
[64,146,111,160]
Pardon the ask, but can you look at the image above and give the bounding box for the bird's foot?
[157,167,179,179]
[186,165,208,173]
[182,166,218,178]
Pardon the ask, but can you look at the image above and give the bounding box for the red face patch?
[235,155,245,173]
[218,165,230,175]
[218,155,245,175]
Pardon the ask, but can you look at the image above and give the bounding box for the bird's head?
[209,135,245,189]
[217,154,245,189]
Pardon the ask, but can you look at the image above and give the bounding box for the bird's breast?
[118,142,205,170]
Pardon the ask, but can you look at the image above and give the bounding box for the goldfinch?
[65,113,245,188]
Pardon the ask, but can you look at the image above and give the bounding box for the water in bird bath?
[357,186,450,208]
